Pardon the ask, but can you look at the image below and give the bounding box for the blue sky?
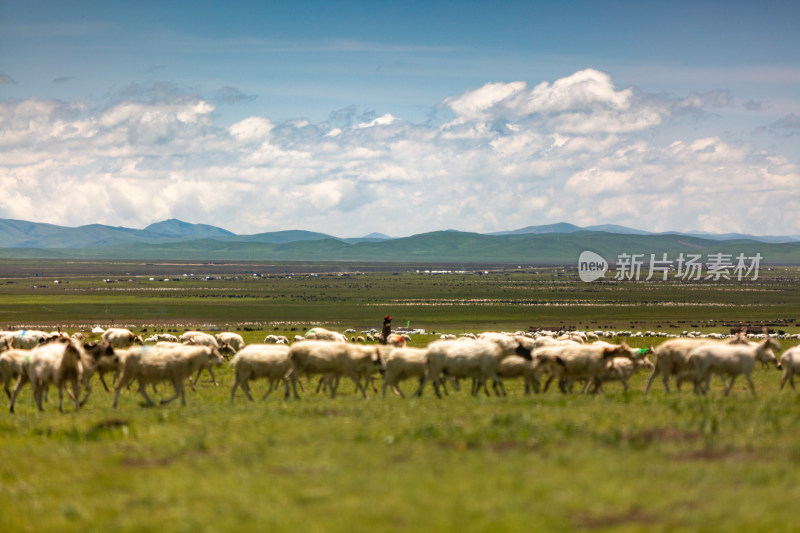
[1,1,799,236]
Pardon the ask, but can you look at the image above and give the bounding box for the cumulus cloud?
[0,72,797,237]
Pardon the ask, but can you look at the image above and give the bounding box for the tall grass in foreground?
[2,367,800,532]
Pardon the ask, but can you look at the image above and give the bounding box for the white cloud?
[0,72,798,237]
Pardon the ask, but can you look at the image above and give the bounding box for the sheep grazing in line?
[101,328,144,349]
[229,344,295,401]
[689,337,780,396]
[304,327,348,343]
[215,332,246,355]
[644,334,752,394]
[112,344,223,408]
[9,339,84,413]
[380,346,428,398]
[779,346,800,390]
[287,341,385,399]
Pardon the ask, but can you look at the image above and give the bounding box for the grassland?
[2,260,800,532]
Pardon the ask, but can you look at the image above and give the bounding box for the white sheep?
[2,329,56,350]
[9,339,84,413]
[588,355,655,393]
[75,341,120,406]
[112,344,223,407]
[536,341,640,394]
[779,346,800,390]
[144,333,179,343]
[229,344,295,401]
[215,332,246,355]
[0,348,29,398]
[101,328,144,349]
[304,327,347,342]
[178,331,221,349]
[496,354,541,394]
[287,341,385,398]
[644,334,751,394]
[414,336,533,398]
[380,346,428,398]
[154,341,219,388]
[689,337,780,396]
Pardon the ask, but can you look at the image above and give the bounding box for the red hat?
[384,315,392,321]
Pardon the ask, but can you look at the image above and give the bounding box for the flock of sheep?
[0,325,798,413]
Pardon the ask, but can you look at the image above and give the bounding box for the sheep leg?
[98,370,111,392]
[288,373,301,399]
[34,383,46,412]
[744,373,756,397]
[492,376,507,397]
[544,375,555,392]
[723,375,737,396]
[8,373,29,413]
[412,375,429,398]
[159,380,183,405]
[79,381,92,407]
[230,375,243,401]
[260,380,276,400]
[643,366,661,394]
[136,382,157,407]
[349,374,368,398]
[71,380,81,411]
[393,383,406,398]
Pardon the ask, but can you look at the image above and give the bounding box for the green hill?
[1,230,797,264]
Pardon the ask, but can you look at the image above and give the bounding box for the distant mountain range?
[0,217,798,263]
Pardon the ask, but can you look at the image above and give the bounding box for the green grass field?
[2,261,800,532]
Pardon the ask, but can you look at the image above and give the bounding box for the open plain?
[2,260,800,532]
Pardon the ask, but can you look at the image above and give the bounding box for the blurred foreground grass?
[2,366,800,532]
